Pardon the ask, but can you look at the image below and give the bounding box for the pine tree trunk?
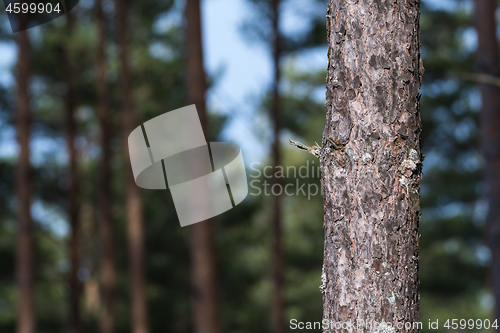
[96,1,116,332]
[473,0,500,326]
[64,12,82,333]
[321,0,422,331]
[15,19,35,333]
[115,1,149,332]
[185,1,220,333]
[270,1,284,333]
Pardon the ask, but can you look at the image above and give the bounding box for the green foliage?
[419,1,492,331]
[241,0,327,56]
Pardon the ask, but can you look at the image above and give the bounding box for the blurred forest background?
[0,0,497,332]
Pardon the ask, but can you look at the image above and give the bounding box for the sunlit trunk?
[185,1,220,333]
[270,1,284,333]
[474,0,500,326]
[15,16,35,333]
[115,0,149,332]
[96,1,116,332]
[63,12,82,333]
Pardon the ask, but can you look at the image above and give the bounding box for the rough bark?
[15,18,35,333]
[115,0,149,332]
[96,1,116,332]
[474,0,500,326]
[185,1,220,333]
[63,12,82,333]
[270,1,284,333]
[321,0,422,331]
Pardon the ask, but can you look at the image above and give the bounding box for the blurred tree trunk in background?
[64,12,82,333]
[96,1,116,332]
[115,0,149,332]
[270,1,284,333]
[321,0,422,329]
[474,0,500,325]
[15,17,35,333]
[185,1,220,333]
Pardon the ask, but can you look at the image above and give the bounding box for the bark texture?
[96,1,116,332]
[270,1,284,333]
[473,0,500,326]
[15,21,35,333]
[115,0,149,332]
[321,0,422,331]
[185,1,220,333]
[64,12,82,333]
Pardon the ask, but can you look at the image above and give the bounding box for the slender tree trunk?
[115,1,149,332]
[270,1,284,333]
[15,18,35,333]
[321,0,422,331]
[474,0,500,326]
[96,1,116,332]
[185,1,220,333]
[64,12,81,333]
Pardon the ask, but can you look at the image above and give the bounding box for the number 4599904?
[6,2,61,14]
[443,319,498,330]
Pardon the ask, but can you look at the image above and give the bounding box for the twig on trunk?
[289,139,321,158]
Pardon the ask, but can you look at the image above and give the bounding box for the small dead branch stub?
[289,139,321,158]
